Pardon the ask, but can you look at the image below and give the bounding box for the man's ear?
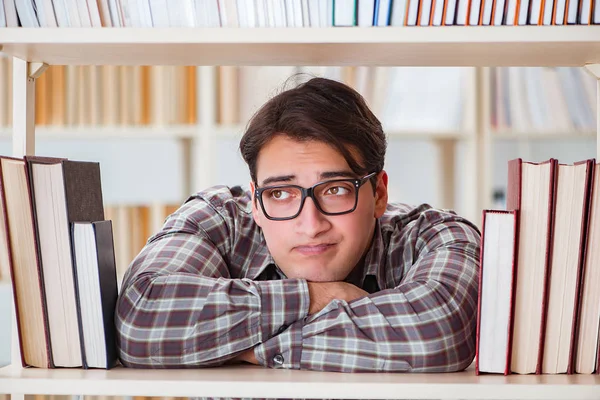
[374,171,388,219]
[249,181,263,228]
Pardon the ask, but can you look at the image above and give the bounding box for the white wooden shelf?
[0,364,599,399]
[1,27,600,67]
[492,130,598,139]
[0,125,198,139]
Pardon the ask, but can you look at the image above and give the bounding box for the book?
[26,156,105,367]
[542,160,594,374]
[71,220,119,369]
[507,158,558,375]
[0,156,52,368]
[476,210,518,375]
[575,162,600,374]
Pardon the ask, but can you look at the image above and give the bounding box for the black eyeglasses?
[254,172,378,221]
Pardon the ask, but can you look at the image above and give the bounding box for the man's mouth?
[294,243,335,256]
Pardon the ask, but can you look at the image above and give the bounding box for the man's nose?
[295,197,331,237]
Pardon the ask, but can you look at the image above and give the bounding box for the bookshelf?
[0,26,599,399]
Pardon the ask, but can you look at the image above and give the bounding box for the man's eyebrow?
[260,170,357,187]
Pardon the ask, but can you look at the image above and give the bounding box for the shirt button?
[273,354,284,365]
[277,324,288,334]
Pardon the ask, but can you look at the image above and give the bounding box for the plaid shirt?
[116,185,481,373]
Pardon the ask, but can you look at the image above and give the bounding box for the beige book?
[50,66,66,125]
[140,66,151,125]
[35,67,48,125]
[186,66,197,124]
[217,66,239,125]
[115,205,132,277]
[542,161,593,374]
[132,66,143,125]
[575,163,600,374]
[65,65,78,125]
[89,65,101,126]
[101,65,120,125]
[119,66,134,125]
[150,66,167,125]
[0,57,8,127]
[77,66,91,125]
[0,157,50,368]
[543,68,574,132]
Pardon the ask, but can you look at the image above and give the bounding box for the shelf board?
[0,125,197,139]
[1,364,600,399]
[1,27,600,67]
[492,130,597,139]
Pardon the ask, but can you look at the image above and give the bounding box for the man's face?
[250,135,388,282]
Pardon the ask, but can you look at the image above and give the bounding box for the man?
[115,77,480,373]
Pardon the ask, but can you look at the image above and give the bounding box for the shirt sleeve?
[115,197,310,368]
[253,210,481,373]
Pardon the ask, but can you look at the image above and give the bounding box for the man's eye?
[270,190,290,200]
[325,186,350,196]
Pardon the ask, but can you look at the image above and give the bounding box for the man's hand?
[231,348,258,365]
[307,282,368,315]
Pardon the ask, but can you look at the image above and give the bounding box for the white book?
[307,0,319,25]
[579,0,591,23]
[76,0,91,26]
[391,0,408,25]
[334,0,354,25]
[528,0,542,24]
[541,0,553,24]
[554,0,566,23]
[477,211,517,375]
[273,0,286,26]
[107,0,121,26]
[284,0,294,25]
[594,0,600,22]
[419,0,433,24]
[517,0,529,23]
[376,0,392,25]
[481,0,493,24]
[406,0,419,24]
[137,0,153,27]
[34,0,58,26]
[443,0,457,24]
[265,0,278,28]
[293,0,303,26]
[52,0,70,26]
[431,0,445,24]
[504,0,517,24]
[455,0,469,24]
[4,0,19,26]
[255,0,267,26]
[301,0,309,25]
[0,1,5,26]
[493,0,505,24]
[86,0,102,26]
[148,0,166,26]
[358,0,374,25]
[566,0,578,22]
[469,0,482,24]
[236,0,248,26]
[323,0,333,25]
[15,0,40,26]
[120,0,139,26]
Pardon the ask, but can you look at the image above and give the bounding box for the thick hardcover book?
[71,220,119,369]
[476,209,518,375]
[507,158,557,375]
[0,156,52,368]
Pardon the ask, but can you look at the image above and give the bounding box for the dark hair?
[239,76,387,187]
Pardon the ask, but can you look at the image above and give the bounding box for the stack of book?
[0,155,119,369]
[4,0,599,28]
[477,158,600,375]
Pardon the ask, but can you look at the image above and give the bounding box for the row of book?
[0,58,197,127]
[0,155,119,369]
[0,58,595,133]
[3,0,599,28]
[490,67,597,133]
[477,158,600,375]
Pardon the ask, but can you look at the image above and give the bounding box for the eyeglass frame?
[254,171,379,221]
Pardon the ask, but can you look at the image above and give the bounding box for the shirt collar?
[360,218,387,292]
[247,233,280,281]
